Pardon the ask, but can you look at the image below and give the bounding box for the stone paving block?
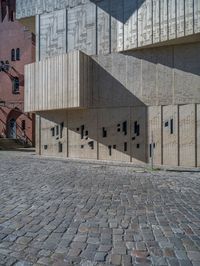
[122,254,132,266]
[94,252,107,262]
[67,247,82,257]
[164,247,176,257]
[113,229,123,235]
[135,241,147,251]
[167,258,180,266]
[110,254,121,265]
[5,257,18,266]
[151,256,168,265]
[112,246,127,255]
[15,261,33,266]
[80,249,95,261]
[87,237,100,245]
[70,241,87,250]
[98,245,112,252]
[187,251,200,261]
[16,237,33,245]
[135,257,152,265]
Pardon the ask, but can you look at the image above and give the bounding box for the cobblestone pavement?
[0,151,200,266]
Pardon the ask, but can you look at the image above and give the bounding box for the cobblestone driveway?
[0,151,200,266]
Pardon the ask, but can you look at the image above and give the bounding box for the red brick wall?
[0,2,35,145]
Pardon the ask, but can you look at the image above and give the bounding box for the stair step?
[0,139,29,150]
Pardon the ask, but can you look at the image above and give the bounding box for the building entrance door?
[8,118,16,139]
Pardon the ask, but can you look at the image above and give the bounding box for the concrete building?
[16,0,200,167]
[0,0,35,146]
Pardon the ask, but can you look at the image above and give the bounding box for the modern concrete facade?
[0,0,35,145]
[16,0,200,167]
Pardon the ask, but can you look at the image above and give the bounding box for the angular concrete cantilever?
[24,50,91,112]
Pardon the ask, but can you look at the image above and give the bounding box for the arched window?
[16,48,20,60]
[11,49,15,61]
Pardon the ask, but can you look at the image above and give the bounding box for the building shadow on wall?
[90,0,145,23]
[39,58,148,163]
[123,40,200,77]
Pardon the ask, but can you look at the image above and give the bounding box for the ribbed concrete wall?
[36,103,200,167]
[17,0,200,58]
[25,42,200,110]
[91,42,200,106]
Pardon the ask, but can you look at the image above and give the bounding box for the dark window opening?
[51,127,55,136]
[81,125,84,139]
[170,119,174,134]
[134,121,140,136]
[58,142,63,153]
[124,142,127,152]
[134,121,137,134]
[149,144,152,157]
[85,130,88,136]
[88,141,94,150]
[113,145,116,149]
[16,48,20,60]
[12,77,19,94]
[136,125,140,136]
[102,127,107,138]
[108,145,112,156]
[136,144,140,149]
[81,145,84,149]
[44,145,48,150]
[21,120,25,130]
[122,121,127,135]
[60,122,64,138]
[11,49,15,61]
[132,137,135,140]
[117,124,121,132]
[76,128,79,131]
[165,121,169,127]
[56,125,59,135]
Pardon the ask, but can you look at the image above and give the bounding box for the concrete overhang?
[24,51,91,113]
